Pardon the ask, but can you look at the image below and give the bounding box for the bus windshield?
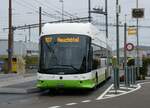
[39,34,91,74]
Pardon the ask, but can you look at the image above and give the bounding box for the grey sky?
[0,0,150,49]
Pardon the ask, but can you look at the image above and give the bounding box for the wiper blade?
[58,65,80,72]
[42,68,56,71]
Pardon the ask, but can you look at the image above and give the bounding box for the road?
[0,79,112,108]
[58,81,150,108]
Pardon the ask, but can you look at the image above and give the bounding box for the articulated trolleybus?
[37,23,111,90]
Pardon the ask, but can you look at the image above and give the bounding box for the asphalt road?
[60,81,150,108]
[0,78,112,108]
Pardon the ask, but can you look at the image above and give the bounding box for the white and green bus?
[37,23,112,89]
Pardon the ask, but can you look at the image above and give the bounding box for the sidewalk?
[0,73,36,87]
[0,71,40,94]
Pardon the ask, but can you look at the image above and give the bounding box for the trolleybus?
[37,23,112,89]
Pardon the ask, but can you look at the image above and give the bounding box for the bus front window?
[39,34,91,74]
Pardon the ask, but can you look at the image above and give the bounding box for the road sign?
[128,27,137,36]
[132,8,144,18]
[126,43,134,51]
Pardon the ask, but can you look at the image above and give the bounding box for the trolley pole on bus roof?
[8,0,13,73]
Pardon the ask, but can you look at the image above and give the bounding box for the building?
[0,39,39,57]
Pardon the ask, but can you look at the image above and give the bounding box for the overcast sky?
[0,0,150,49]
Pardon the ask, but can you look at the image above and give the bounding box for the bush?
[25,56,39,69]
[127,57,150,80]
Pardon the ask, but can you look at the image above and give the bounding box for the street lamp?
[59,0,64,21]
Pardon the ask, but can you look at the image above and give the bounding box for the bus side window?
[88,46,93,71]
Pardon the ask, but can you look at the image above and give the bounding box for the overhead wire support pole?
[136,0,140,78]
[88,0,91,22]
[29,26,31,42]
[105,0,109,76]
[8,0,13,73]
[39,7,42,36]
[124,15,128,86]
[114,0,120,90]
[105,0,108,39]
[124,15,127,72]
[59,0,64,22]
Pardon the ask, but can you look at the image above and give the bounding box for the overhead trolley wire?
[14,0,60,20]
[33,0,79,19]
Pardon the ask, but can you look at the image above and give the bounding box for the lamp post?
[59,0,64,21]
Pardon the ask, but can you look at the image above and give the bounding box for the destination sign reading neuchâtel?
[57,37,80,43]
[45,37,80,43]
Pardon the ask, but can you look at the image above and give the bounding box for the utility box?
[12,57,26,74]
[12,58,17,73]
[3,57,25,74]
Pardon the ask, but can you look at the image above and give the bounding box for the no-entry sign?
[126,43,134,51]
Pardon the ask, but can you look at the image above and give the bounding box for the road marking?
[108,90,126,93]
[47,81,150,108]
[120,87,135,90]
[48,106,61,108]
[96,84,113,100]
[105,94,116,97]
[103,84,141,100]
[81,100,91,103]
[139,81,150,85]
[66,103,77,106]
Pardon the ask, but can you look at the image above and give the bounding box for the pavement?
[0,70,41,94]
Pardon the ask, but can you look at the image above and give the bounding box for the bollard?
[130,66,134,84]
[128,67,131,86]
[113,67,119,90]
[132,66,136,84]
[125,66,130,87]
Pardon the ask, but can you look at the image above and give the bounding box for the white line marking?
[120,87,135,90]
[81,100,91,103]
[108,90,126,93]
[139,81,150,85]
[96,81,148,100]
[105,94,116,97]
[66,103,77,106]
[96,84,113,100]
[101,84,141,100]
[48,106,60,108]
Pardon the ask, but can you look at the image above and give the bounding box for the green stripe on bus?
[37,73,106,89]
